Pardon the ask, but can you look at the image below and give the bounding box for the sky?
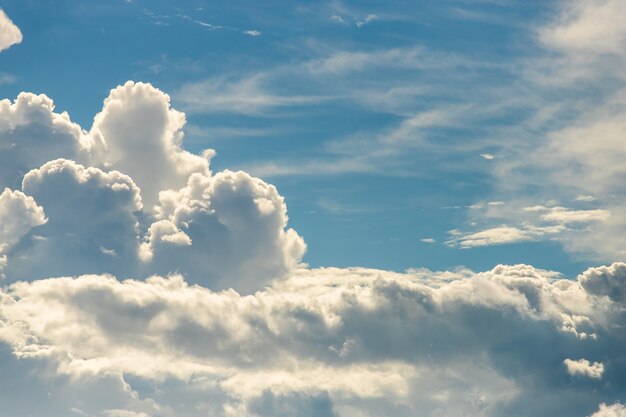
[0,1,625,416]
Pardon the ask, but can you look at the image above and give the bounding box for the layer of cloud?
[0,263,625,416]
[564,358,604,379]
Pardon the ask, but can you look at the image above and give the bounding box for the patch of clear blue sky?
[0,0,594,277]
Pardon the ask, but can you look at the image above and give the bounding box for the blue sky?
[0,0,601,276]
[1,1,626,416]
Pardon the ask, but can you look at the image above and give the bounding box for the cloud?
[178,14,222,30]
[539,0,626,56]
[0,188,46,277]
[89,81,211,211]
[467,0,626,261]
[446,225,563,248]
[143,170,306,292]
[355,14,377,28]
[564,358,604,379]
[3,159,143,281]
[0,83,304,292]
[0,263,625,415]
[578,262,626,302]
[0,9,22,52]
[243,30,261,36]
[589,403,626,417]
[175,74,327,115]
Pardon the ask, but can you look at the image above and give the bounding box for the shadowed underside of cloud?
[1,264,626,416]
[447,0,626,261]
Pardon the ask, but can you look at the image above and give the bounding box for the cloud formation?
[1,263,626,416]
[0,75,624,415]
[0,82,304,291]
[0,9,22,52]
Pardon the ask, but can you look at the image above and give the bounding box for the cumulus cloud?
[143,170,305,291]
[564,358,604,379]
[0,83,304,291]
[89,81,211,210]
[0,9,22,52]
[3,159,143,281]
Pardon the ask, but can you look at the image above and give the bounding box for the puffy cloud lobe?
[477,0,626,261]
[0,82,209,208]
[540,0,626,56]
[0,188,46,277]
[0,188,46,252]
[564,358,604,379]
[1,263,625,416]
[144,171,306,291]
[2,159,143,281]
[589,403,626,417]
[0,10,22,52]
[89,81,210,210]
[0,83,305,292]
[579,263,626,302]
[0,92,87,189]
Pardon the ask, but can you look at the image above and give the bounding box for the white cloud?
[89,81,210,211]
[575,195,597,202]
[0,10,22,52]
[243,30,261,36]
[3,159,143,281]
[0,92,88,189]
[0,263,624,415]
[540,0,626,56]
[355,14,377,28]
[446,225,563,248]
[523,206,611,224]
[143,170,306,291]
[589,403,626,417]
[0,188,46,277]
[0,83,304,292]
[564,358,604,379]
